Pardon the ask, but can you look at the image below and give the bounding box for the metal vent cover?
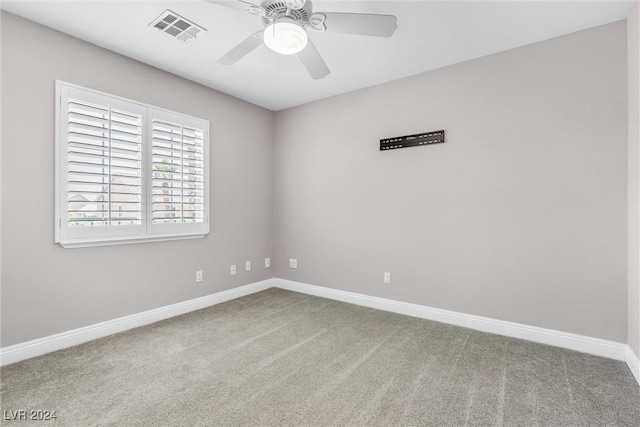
[149,10,206,42]
[260,0,312,26]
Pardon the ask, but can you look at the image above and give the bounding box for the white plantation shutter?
[66,99,143,228]
[150,117,205,225]
[56,82,209,248]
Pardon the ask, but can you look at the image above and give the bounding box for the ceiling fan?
[206,0,398,79]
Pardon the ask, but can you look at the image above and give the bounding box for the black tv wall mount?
[380,130,445,151]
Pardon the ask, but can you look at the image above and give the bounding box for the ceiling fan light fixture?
[263,18,308,55]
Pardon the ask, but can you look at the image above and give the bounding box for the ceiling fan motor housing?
[260,0,313,26]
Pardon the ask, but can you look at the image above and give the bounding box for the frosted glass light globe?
[263,19,308,55]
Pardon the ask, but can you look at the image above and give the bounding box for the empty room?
[1,0,639,425]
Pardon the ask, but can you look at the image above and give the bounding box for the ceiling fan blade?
[319,12,397,37]
[203,0,260,13]
[298,39,330,80]
[217,31,264,65]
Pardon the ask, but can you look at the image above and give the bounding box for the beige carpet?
[1,288,639,426]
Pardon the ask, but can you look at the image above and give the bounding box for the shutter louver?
[152,119,205,224]
[67,99,143,227]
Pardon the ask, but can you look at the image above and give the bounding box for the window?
[55,81,209,248]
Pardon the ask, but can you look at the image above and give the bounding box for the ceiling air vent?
[149,10,206,42]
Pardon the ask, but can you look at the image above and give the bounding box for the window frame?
[55,81,210,248]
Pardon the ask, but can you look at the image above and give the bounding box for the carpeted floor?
[1,288,639,426]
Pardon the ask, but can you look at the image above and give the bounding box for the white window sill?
[57,232,208,249]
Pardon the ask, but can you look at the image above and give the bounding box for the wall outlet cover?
[289,258,298,269]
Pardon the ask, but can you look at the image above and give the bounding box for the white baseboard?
[3,276,638,388]
[273,279,629,363]
[626,346,640,385]
[0,279,273,366]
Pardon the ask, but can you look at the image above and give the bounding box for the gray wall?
[274,21,629,343]
[1,12,275,347]
[629,3,640,358]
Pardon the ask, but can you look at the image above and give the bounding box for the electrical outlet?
[196,270,203,282]
[265,257,271,268]
[384,272,391,284]
[230,264,237,276]
[289,258,297,269]
[245,261,251,272]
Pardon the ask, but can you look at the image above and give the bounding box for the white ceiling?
[1,0,635,111]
